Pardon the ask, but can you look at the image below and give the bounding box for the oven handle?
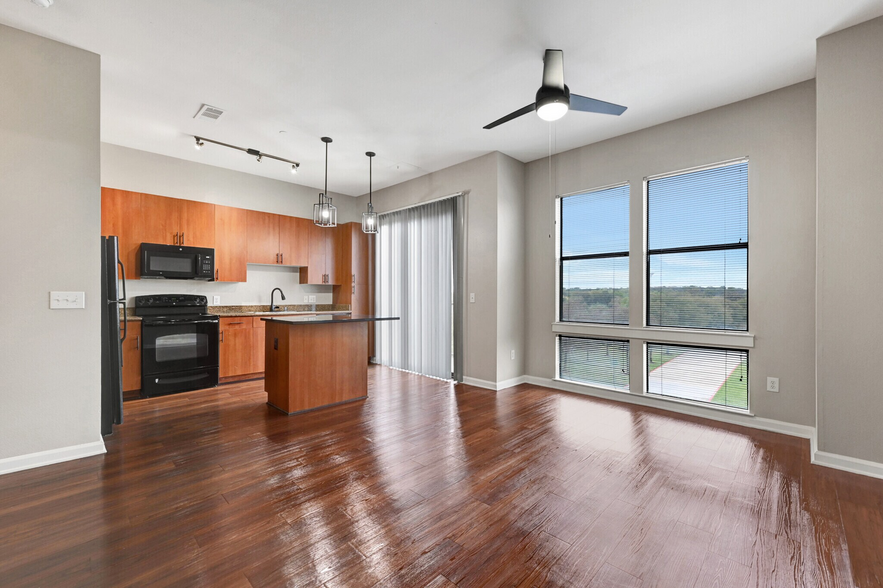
[146,318,220,326]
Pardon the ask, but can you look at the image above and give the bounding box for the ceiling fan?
[483,49,627,129]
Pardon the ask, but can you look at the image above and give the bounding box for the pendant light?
[313,136,337,227]
[362,151,378,234]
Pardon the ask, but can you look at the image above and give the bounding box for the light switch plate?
[213,296,221,305]
[50,291,85,309]
[469,293,475,303]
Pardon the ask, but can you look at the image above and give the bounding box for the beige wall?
[356,153,500,383]
[0,26,102,459]
[524,81,818,427]
[816,16,883,462]
[102,143,351,306]
[496,154,526,383]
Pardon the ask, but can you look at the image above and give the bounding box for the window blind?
[559,336,629,390]
[647,161,748,330]
[647,343,748,409]
[560,184,629,324]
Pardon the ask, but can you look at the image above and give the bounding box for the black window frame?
[645,160,749,331]
[558,183,630,325]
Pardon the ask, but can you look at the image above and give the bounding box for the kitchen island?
[261,314,398,415]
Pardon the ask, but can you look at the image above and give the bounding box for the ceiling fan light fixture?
[537,100,569,122]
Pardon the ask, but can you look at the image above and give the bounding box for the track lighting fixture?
[192,136,300,171]
[362,152,378,234]
[313,137,337,228]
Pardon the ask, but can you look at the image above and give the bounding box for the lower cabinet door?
[219,327,254,377]
[121,321,142,392]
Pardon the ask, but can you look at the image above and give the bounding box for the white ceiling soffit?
[2,0,883,196]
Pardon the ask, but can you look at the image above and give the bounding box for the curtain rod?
[378,191,466,216]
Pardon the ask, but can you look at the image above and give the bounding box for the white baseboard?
[461,375,527,391]
[812,450,883,480]
[0,440,106,476]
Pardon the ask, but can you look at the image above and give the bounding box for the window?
[647,161,748,330]
[647,343,748,410]
[560,184,629,324]
[560,337,629,391]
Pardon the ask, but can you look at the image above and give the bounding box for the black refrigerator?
[101,236,127,436]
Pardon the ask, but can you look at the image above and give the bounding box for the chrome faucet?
[270,287,286,312]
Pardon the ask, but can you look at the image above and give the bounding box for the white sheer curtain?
[375,198,454,380]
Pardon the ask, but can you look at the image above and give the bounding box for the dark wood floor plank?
[0,367,880,586]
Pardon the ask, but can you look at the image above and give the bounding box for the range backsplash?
[124,264,336,306]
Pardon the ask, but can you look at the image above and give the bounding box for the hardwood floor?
[1,366,881,587]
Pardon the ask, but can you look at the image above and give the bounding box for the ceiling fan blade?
[483,103,537,129]
[570,94,627,116]
[542,49,565,90]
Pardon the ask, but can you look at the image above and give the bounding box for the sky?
[561,162,748,290]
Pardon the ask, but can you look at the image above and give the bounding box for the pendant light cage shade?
[362,151,378,234]
[362,202,377,233]
[313,193,338,227]
[314,136,337,227]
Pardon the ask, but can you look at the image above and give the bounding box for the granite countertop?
[261,314,399,325]
[121,304,351,321]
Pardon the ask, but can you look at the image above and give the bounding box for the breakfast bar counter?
[261,315,398,415]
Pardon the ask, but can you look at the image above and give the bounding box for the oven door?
[141,317,219,377]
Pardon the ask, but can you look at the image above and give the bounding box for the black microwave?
[140,243,215,280]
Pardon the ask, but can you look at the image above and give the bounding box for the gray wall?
[102,143,352,306]
[524,81,818,427]
[356,153,500,383]
[0,25,102,459]
[816,16,883,462]
[496,154,526,382]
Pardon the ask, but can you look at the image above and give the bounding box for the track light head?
[291,164,298,174]
[256,155,262,163]
[194,137,204,150]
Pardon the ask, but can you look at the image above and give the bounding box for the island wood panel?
[213,205,248,282]
[178,199,215,248]
[120,321,141,392]
[280,215,310,267]
[264,320,367,414]
[101,188,142,277]
[247,210,280,265]
[140,193,181,246]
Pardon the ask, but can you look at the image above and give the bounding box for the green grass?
[648,349,682,372]
[711,360,748,409]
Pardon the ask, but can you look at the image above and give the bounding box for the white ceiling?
[3,0,883,196]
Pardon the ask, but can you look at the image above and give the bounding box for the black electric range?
[134,294,219,397]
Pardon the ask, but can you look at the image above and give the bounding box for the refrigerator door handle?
[118,259,128,345]
[117,259,127,301]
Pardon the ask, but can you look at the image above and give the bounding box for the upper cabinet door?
[280,215,310,267]
[141,193,181,246]
[179,200,215,248]
[246,210,280,265]
[302,222,327,284]
[214,205,248,282]
[324,226,339,285]
[353,225,371,286]
[101,188,142,278]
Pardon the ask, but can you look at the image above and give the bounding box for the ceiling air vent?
[194,104,225,121]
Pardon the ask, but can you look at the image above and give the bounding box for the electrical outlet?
[309,295,316,303]
[49,291,85,309]
[510,350,515,360]
[469,293,475,303]
[304,295,309,303]
[767,377,779,392]
[213,296,221,305]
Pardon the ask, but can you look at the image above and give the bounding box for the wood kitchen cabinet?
[335,222,375,359]
[141,193,215,248]
[214,205,248,282]
[101,188,142,279]
[301,224,340,285]
[120,321,141,393]
[219,317,254,378]
[246,210,280,265]
[280,216,310,267]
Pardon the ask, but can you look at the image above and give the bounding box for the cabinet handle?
[215,269,219,281]
[229,321,244,325]
[174,232,178,245]
[352,285,355,294]
[352,274,355,285]
[136,335,140,350]
[281,253,284,264]
[220,331,224,343]
[181,232,185,245]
